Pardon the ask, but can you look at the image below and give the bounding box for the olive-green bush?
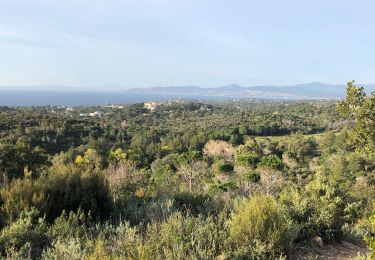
[230,195,298,257]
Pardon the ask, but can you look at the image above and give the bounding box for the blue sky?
[0,0,374,89]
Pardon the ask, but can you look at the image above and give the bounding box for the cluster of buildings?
[106,104,124,109]
[79,111,105,118]
[60,101,163,119]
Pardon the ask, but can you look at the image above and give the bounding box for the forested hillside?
[0,82,373,259]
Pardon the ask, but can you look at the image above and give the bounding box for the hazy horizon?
[0,81,374,92]
[1,0,375,90]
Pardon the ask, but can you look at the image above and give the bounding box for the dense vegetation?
[0,82,373,259]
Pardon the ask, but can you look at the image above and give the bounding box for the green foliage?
[108,148,127,165]
[172,192,217,216]
[280,165,353,242]
[0,171,46,224]
[0,144,49,180]
[209,181,237,195]
[42,237,88,260]
[48,209,92,242]
[43,164,112,221]
[218,163,234,173]
[0,162,112,224]
[337,81,375,153]
[229,195,297,257]
[143,212,229,259]
[258,154,283,170]
[0,98,372,258]
[235,152,259,167]
[0,208,48,258]
[242,170,261,183]
[283,133,317,162]
[365,202,375,259]
[236,138,262,156]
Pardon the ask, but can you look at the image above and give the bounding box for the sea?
[0,90,190,106]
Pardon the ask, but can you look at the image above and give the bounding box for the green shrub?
[235,153,259,167]
[229,195,297,257]
[208,181,237,195]
[42,237,88,260]
[48,209,93,242]
[43,165,112,221]
[280,171,350,242]
[219,164,234,173]
[241,171,261,183]
[173,192,216,216]
[0,173,46,225]
[0,163,112,224]
[0,208,48,259]
[258,154,283,170]
[144,211,229,259]
[365,202,375,259]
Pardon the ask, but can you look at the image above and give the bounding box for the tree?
[108,148,127,165]
[177,151,206,193]
[337,80,375,153]
[258,167,283,196]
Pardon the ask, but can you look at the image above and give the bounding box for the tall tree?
[337,81,375,153]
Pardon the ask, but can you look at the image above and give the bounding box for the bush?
[229,195,297,257]
[208,181,237,195]
[43,164,112,221]
[0,172,46,225]
[173,192,216,216]
[48,209,93,242]
[144,212,229,259]
[235,153,259,167]
[42,237,88,260]
[241,171,261,183]
[365,202,375,259]
[218,164,234,173]
[258,154,283,170]
[0,163,113,224]
[0,208,48,259]
[280,171,351,242]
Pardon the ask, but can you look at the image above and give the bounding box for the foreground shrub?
[229,195,297,257]
[42,237,88,260]
[365,202,375,259]
[0,208,48,259]
[0,163,112,224]
[48,209,93,242]
[0,172,46,225]
[144,211,229,259]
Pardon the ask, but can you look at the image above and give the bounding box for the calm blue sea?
[0,90,185,106]
[0,90,227,106]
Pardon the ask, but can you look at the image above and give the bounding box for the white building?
[65,107,74,113]
[144,102,158,111]
[107,104,124,109]
[90,111,104,118]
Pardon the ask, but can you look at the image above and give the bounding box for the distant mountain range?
[0,82,374,106]
[127,82,375,100]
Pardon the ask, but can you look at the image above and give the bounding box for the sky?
[0,0,375,89]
